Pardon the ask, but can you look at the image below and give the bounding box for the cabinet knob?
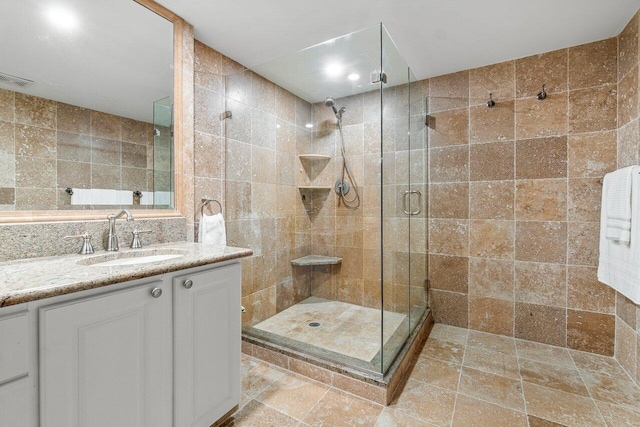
[183,279,193,289]
[151,288,163,298]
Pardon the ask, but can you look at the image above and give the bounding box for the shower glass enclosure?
[152,96,174,208]
[226,24,428,376]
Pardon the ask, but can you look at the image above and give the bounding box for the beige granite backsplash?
[0,217,186,262]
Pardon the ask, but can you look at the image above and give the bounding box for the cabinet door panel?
[0,311,29,383]
[39,281,172,427]
[174,263,241,427]
[0,377,29,427]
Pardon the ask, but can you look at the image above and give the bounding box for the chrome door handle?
[151,288,162,298]
[403,190,422,215]
[183,279,193,289]
[403,191,411,215]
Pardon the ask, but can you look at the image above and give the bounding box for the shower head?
[325,97,338,115]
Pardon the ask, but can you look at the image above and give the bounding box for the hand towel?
[199,213,227,247]
[116,190,133,205]
[91,189,117,205]
[598,165,640,304]
[603,166,637,243]
[154,191,172,206]
[140,191,154,206]
[70,189,92,205]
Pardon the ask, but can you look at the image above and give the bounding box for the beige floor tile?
[516,339,574,368]
[389,379,456,426]
[467,330,517,355]
[452,394,528,427]
[241,356,287,406]
[375,407,439,426]
[256,373,330,421]
[595,401,640,427]
[463,345,520,379]
[580,370,640,411]
[527,415,567,426]
[458,367,525,411]
[523,382,606,427]
[569,350,632,381]
[222,400,299,427]
[519,358,590,397]
[419,338,465,365]
[409,356,462,391]
[428,323,469,346]
[302,389,383,427]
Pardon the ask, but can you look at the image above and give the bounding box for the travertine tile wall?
[426,35,620,355]
[0,89,154,210]
[193,41,312,326]
[614,10,640,386]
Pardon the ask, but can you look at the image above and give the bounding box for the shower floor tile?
[252,297,406,362]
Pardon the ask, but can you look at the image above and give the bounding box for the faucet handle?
[64,232,95,255]
[130,229,153,249]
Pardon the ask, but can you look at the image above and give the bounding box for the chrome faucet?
[107,209,134,251]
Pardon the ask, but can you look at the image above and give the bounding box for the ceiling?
[158,0,640,83]
[1,0,173,123]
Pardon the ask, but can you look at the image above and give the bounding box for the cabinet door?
[0,310,31,427]
[0,377,29,427]
[39,281,172,427]
[174,263,241,427]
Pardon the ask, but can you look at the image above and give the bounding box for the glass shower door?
[381,25,427,373]
[152,96,174,208]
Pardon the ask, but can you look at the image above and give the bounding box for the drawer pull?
[183,279,193,289]
[151,288,162,298]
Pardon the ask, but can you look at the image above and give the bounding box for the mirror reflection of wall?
[0,0,174,212]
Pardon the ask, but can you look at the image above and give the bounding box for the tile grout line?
[512,58,518,341]
[568,350,609,426]
[467,70,471,338]
[449,328,469,426]
[514,344,532,426]
[565,48,570,355]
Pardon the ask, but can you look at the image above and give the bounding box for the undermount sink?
[77,249,188,267]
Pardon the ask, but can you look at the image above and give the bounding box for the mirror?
[0,0,174,213]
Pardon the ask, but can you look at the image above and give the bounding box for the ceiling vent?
[0,72,34,88]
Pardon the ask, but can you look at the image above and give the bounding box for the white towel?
[198,213,227,247]
[604,166,637,243]
[598,165,640,304]
[154,191,172,206]
[91,189,118,205]
[70,189,92,205]
[116,190,133,205]
[140,191,154,206]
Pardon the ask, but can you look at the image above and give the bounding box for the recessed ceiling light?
[325,63,343,77]
[305,123,313,129]
[348,73,360,81]
[45,5,79,31]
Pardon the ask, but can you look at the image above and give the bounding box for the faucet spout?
[107,210,134,251]
[112,209,134,221]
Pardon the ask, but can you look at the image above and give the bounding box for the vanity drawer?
[0,311,29,383]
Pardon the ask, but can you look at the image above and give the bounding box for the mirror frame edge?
[0,0,193,224]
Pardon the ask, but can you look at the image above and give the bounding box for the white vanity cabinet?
[173,263,241,427]
[0,260,242,427]
[0,308,31,427]
[39,280,173,427]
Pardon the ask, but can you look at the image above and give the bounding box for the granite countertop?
[0,242,252,308]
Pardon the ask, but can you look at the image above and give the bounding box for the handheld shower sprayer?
[324,97,346,120]
[323,96,359,209]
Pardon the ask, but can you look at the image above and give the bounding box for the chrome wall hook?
[486,93,495,108]
[537,84,547,100]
